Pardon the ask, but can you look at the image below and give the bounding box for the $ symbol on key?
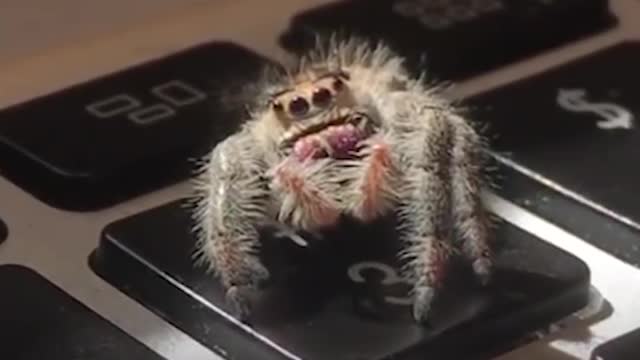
[556,88,634,130]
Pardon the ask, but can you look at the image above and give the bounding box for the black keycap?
[591,327,640,360]
[465,41,640,268]
[0,42,274,211]
[90,199,591,360]
[0,264,166,360]
[0,217,6,244]
[278,0,616,81]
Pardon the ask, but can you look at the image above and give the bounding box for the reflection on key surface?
[0,265,166,360]
[466,42,640,268]
[91,200,590,360]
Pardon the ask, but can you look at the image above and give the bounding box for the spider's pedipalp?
[343,132,401,223]
[269,157,342,232]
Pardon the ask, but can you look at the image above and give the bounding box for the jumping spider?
[192,37,493,324]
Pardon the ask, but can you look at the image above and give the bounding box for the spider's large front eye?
[288,96,310,117]
[312,87,332,108]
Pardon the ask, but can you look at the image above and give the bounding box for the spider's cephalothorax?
[191,37,494,324]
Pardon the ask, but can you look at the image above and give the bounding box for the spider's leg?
[450,116,493,284]
[399,167,453,323]
[192,131,271,322]
[393,114,454,324]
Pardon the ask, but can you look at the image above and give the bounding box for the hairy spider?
[191,37,494,324]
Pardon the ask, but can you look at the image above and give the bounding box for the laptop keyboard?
[2,0,640,359]
[0,265,166,359]
[279,0,616,81]
[90,199,590,360]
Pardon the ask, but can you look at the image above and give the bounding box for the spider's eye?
[288,96,310,117]
[271,100,283,112]
[312,87,332,108]
[332,78,344,92]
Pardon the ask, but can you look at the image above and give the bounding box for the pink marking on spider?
[325,123,364,157]
[293,136,326,161]
[292,123,366,161]
[424,241,451,288]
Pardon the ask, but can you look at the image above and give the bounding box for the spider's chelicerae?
[192,38,494,324]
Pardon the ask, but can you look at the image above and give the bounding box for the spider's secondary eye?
[332,77,344,92]
[271,100,283,112]
[312,87,332,108]
[288,96,310,117]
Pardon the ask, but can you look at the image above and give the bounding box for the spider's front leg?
[193,131,272,322]
[392,113,454,324]
[392,107,493,323]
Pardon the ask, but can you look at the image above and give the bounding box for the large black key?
[0,42,273,211]
[0,264,166,359]
[465,41,640,268]
[90,199,591,360]
[278,0,616,81]
[591,327,640,360]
